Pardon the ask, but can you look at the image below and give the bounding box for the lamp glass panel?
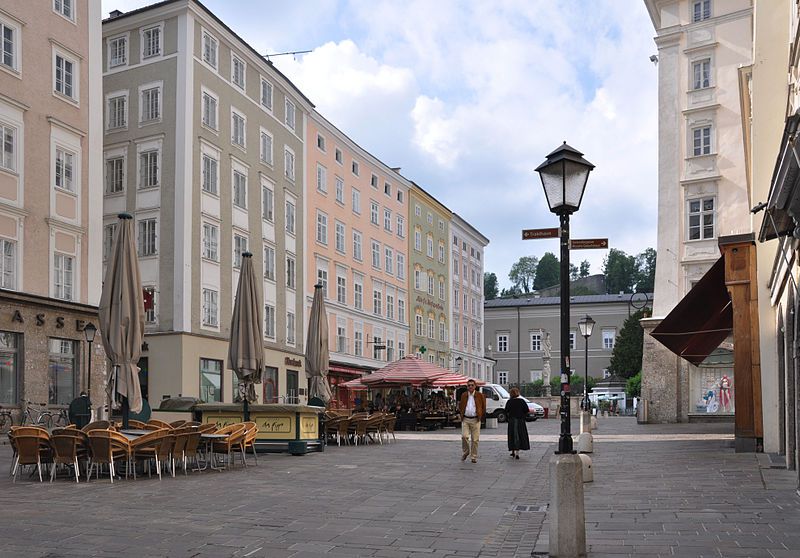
[563,160,590,209]
[539,164,565,210]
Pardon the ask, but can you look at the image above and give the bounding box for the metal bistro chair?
[50,429,87,483]
[10,429,51,483]
[86,430,131,483]
[210,424,247,469]
[130,429,172,480]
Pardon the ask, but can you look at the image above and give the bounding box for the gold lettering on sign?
[300,416,317,435]
[256,416,292,433]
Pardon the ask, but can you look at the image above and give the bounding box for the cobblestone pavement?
[0,418,798,558]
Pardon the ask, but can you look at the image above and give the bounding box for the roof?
[484,293,654,309]
[103,0,314,108]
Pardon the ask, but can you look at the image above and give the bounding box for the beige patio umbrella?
[305,284,332,405]
[228,252,263,420]
[99,213,145,427]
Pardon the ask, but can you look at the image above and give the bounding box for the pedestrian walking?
[458,379,485,463]
[505,387,530,459]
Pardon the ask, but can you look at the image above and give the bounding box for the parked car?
[521,397,545,421]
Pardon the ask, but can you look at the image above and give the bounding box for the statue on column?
[541,330,552,396]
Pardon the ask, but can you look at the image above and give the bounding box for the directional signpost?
[522,227,560,240]
[570,238,609,250]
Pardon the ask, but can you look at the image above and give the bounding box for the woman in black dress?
[505,387,530,459]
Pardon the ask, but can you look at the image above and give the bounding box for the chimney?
[109,9,124,19]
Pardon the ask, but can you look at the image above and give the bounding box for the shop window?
[48,338,77,405]
[0,331,20,404]
[200,358,222,403]
[286,369,299,403]
[263,366,278,403]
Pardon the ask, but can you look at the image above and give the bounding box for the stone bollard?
[548,453,586,557]
[590,415,598,430]
[579,453,593,483]
[577,431,593,454]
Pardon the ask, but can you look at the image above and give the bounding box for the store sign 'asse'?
[10,309,90,331]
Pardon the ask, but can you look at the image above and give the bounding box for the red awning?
[328,364,366,377]
[339,378,368,391]
[429,373,485,387]
[651,257,733,366]
[361,355,452,387]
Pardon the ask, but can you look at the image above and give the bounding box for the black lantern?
[83,322,97,402]
[577,314,595,411]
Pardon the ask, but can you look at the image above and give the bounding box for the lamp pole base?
[548,453,586,557]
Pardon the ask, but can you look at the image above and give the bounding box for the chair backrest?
[130,428,169,450]
[184,431,202,456]
[127,419,148,429]
[216,423,244,435]
[172,431,190,458]
[146,419,172,429]
[182,421,201,427]
[169,420,186,427]
[227,426,247,445]
[51,431,82,463]
[198,423,217,433]
[12,431,50,465]
[82,420,110,433]
[87,430,129,463]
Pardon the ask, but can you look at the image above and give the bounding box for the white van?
[480,383,511,422]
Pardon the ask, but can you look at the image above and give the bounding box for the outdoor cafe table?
[118,429,151,440]
[199,433,229,471]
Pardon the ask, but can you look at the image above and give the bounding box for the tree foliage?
[579,260,590,277]
[625,372,642,398]
[607,309,646,379]
[500,285,521,298]
[533,252,560,290]
[508,256,538,294]
[484,272,499,300]
[635,248,657,293]
[603,248,637,294]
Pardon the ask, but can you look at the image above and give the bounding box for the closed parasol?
[306,284,333,404]
[228,252,263,420]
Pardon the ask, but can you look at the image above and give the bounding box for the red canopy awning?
[361,355,452,387]
[651,257,733,366]
[429,373,486,387]
[339,378,368,391]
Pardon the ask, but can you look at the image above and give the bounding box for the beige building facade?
[0,0,105,415]
[102,0,310,408]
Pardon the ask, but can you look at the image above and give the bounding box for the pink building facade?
[305,112,410,407]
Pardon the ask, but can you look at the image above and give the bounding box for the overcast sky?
[104,0,658,289]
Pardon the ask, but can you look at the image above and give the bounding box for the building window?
[284,99,296,130]
[103,224,116,262]
[316,211,328,245]
[384,182,391,196]
[397,216,405,238]
[54,147,75,192]
[415,204,421,217]
[427,236,434,258]
[48,338,76,405]
[352,188,361,214]
[439,321,446,342]
[603,329,616,349]
[53,253,74,301]
[54,53,76,100]
[398,341,406,359]
[202,153,218,195]
[107,94,127,130]
[438,279,445,300]
[231,55,245,89]
[200,358,222,403]
[385,247,393,274]
[143,286,156,323]
[105,156,124,194]
[354,329,363,356]
[414,230,422,252]
[286,255,296,289]
[1,123,15,171]
[0,332,19,403]
[427,212,433,225]
[335,221,345,253]
[233,171,247,209]
[262,185,273,221]
[397,190,404,203]
[397,253,405,280]
[139,150,159,189]
[692,0,711,22]
[284,147,295,181]
[202,91,217,129]
[569,330,577,350]
[53,0,74,19]
[497,371,508,384]
[316,163,327,193]
[260,131,273,165]
[287,312,296,345]
[336,324,347,353]
[263,245,275,280]
[109,36,127,68]
[692,58,711,90]
[692,126,711,156]
[202,31,217,68]
[233,234,247,269]
[354,281,363,310]
[438,243,445,264]
[202,222,218,261]
[688,197,715,240]
[353,230,362,261]
[138,218,157,257]
[0,239,16,289]
[428,318,435,339]
[202,289,218,327]
[337,275,346,304]
[530,332,541,352]
[285,200,295,234]
[398,298,405,322]
[427,275,434,295]
[415,314,423,336]
[260,78,273,110]
[232,111,245,148]
[140,85,160,122]
[453,287,459,309]
[386,339,395,361]
[384,209,392,232]
[335,177,344,204]
[371,240,381,269]
[264,304,276,339]
[373,290,382,315]
[141,25,161,58]
[352,160,360,176]
[316,133,326,151]
[386,294,394,320]
[335,148,343,165]
[370,201,379,225]
[317,268,329,297]
[1,20,18,71]
[497,334,508,352]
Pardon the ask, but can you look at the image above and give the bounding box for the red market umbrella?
[340,378,368,391]
[361,355,451,387]
[429,373,486,387]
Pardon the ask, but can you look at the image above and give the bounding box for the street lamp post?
[536,142,594,557]
[83,322,97,400]
[578,314,595,413]
[455,356,463,372]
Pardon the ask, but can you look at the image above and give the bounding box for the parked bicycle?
[21,401,57,429]
[0,405,13,433]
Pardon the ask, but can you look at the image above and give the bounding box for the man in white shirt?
[457,380,486,463]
